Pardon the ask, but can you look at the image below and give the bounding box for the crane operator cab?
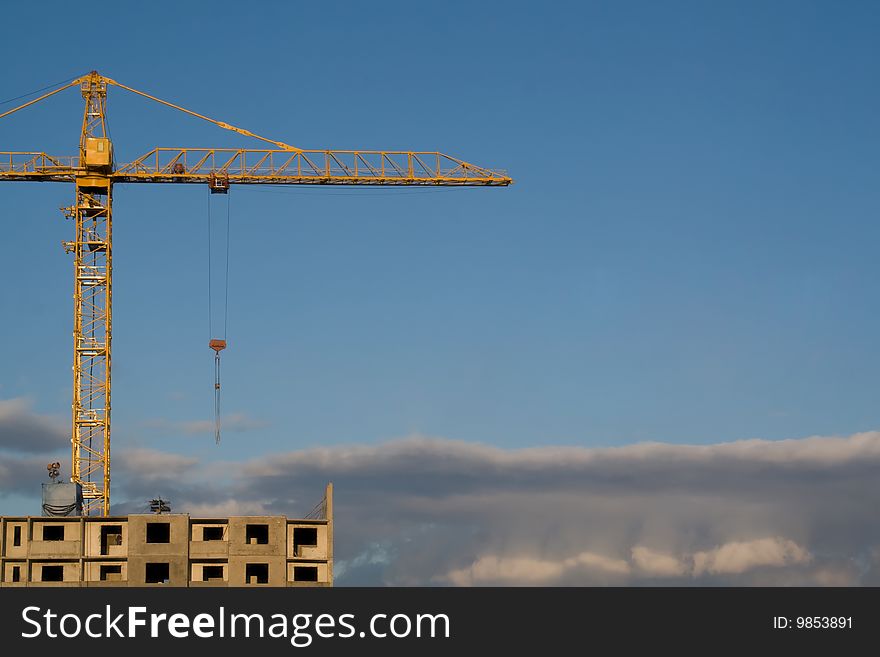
[83,137,112,172]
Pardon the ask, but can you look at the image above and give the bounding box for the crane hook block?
[209,339,227,353]
[208,172,230,194]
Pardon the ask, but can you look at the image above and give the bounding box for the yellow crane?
[0,71,511,516]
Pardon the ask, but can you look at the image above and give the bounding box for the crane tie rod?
[0,73,302,154]
[102,77,302,152]
[0,79,81,122]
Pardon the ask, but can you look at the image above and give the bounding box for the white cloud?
[440,540,810,586]
[442,555,567,586]
[565,551,632,576]
[631,546,689,577]
[692,538,811,576]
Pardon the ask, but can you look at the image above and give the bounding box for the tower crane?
[0,71,512,516]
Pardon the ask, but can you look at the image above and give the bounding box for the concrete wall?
[288,561,331,585]
[3,561,26,586]
[127,514,190,557]
[227,555,286,586]
[190,520,229,558]
[0,488,333,587]
[84,520,127,558]
[29,519,82,559]
[288,522,329,559]
[190,561,228,586]
[31,560,80,585]
[3,520,28,559]
[126,555,188,587]
[228,517,286,557]
[83,560,128,584]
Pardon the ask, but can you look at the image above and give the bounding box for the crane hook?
[209,339,226,444]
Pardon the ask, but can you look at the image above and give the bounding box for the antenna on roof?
[148,497,171,514]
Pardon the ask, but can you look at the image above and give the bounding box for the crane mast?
[66,72,113,516]
[0,71,511,516]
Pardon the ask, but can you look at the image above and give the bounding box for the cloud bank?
[2,397,879,585]
[110,431,880,586]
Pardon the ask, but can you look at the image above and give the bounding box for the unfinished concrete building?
[0,484,333,587]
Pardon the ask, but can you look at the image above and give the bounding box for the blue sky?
[2,0,880,514]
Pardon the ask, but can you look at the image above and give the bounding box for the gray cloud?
[3,406,880,585]
[0,454,66,496]
[0,398,66,455]
[108,431,880,586]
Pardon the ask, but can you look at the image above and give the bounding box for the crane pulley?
[0,71,512,515]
